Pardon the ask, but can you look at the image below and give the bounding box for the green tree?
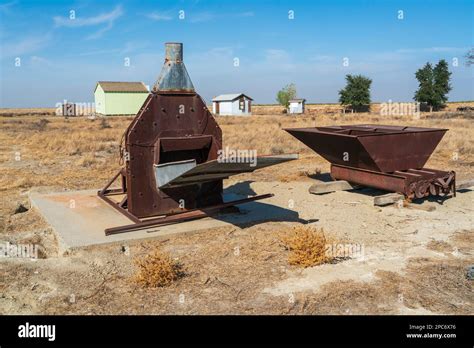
[465,48,474,66]
[338,74,372,111]
[276,83,297,109]
[414,60,451,111]
[433,59,452,106]
[414,63,435,111]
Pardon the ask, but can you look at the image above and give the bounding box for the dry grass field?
[0,105,473,314]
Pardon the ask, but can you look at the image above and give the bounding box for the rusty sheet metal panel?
[159,154,299,188]
[155,159,197,188]
[331,164,455,199]
[285,124,447,172]
[125,92,223,217]
[331,164,408,193]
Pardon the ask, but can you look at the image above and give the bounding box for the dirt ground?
[0,107,473,314]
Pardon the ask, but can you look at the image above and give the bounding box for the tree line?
[276,53,472,112]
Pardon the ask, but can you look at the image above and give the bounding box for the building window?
[239,98,245,110]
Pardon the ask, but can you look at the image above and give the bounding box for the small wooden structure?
[288,98,306,114]
[212,93,253,116]
[94,81,149,116]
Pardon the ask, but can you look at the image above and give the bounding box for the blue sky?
[0,0,473,107]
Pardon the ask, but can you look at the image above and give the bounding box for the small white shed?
[212,93,253,116]
[288,98,306,114]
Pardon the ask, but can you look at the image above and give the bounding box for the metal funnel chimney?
[153,42,195,93]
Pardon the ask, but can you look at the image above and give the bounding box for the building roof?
[289,98,306,102]
[212,93,253,102]
[95,81,149,93]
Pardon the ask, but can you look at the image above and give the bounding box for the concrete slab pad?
[309,180,359,194]
[29,189,299,252]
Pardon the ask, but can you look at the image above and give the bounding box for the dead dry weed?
[281,226,334,267]
[133,249,185,287]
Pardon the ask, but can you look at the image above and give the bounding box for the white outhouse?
[288,98,306,114]
[212,93,253,116]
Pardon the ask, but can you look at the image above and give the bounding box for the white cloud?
[0,0,17,14]
[30,55,52,66]
[262,49,296,70]
[265,49,289,60]
[144,10,254,23]
[53,5,123,27]
[187,46,234,70]
[78,48,121,57]
[53,5,123,40]
[1,33,52,57]
[146,11,173,21]
[236,11,254,17]
[85,21,113,40]
[189,11,215,23]
[396,47,469,54]
[77,41,149,57]
[308,54,334,63]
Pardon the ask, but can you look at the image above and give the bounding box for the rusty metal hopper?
[152,42,194,93]
[285,124,447,173]
[98,42,299,235]
[285,124,455,199]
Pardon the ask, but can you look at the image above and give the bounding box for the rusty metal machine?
[99,43,296,235]
[285,124,455,199]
